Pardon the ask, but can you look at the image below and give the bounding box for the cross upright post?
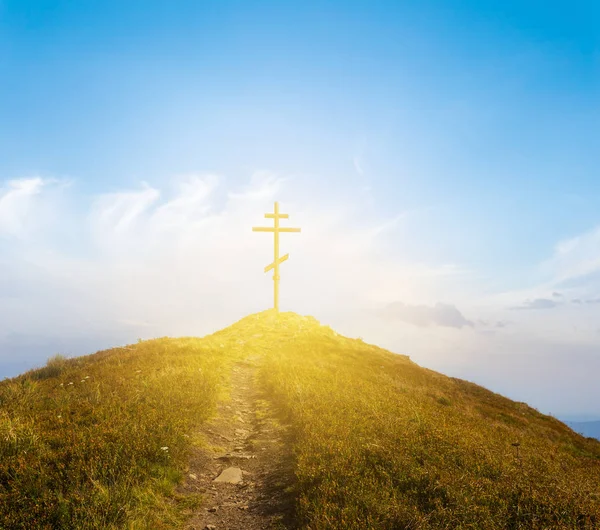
[252,201,301,312]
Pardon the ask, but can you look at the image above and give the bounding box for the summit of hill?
[1,310,599,529]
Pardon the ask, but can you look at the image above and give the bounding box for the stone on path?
[213,467,243,484]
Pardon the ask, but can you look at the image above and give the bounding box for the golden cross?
[252,201,301,312]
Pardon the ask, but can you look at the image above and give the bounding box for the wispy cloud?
[2,173,600,417]
[585,298,600,304]
[488,225,600,314]
[0,177,46,237]
[510,298,560,310]
[353,156,364,176]
[1,172,466,351]
[544,226,600,290]
[91,183,160,236]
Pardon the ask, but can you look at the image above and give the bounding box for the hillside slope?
[0,336,246,528]
[1,311,599,529]
[241,312,600,529]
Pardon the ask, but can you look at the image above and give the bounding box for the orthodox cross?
[252,201,301,312]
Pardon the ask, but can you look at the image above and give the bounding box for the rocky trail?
[180,358,295,530]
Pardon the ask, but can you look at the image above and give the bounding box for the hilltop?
[1,311,599,529]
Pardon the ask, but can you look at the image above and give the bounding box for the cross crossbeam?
[264,253,288,273]
[251,227,300,233]
[252,202,301,312]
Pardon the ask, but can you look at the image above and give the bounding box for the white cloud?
[0,172,464,343]
[544,226,600,288]
[493,225,600,305]
[3,173,600,418]
[152,174,218,228]
[510,298,559,310]
[0,177,45,237]
[90,183,160,237]
[353,155,364,176]
[475,223,600,351]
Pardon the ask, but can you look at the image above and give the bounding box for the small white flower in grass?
[68,382,74,386]
[84,376,90,379]
[57,415,62,419]
[59,383,64,387]
[160,446,169,451]
[80,380,85,383]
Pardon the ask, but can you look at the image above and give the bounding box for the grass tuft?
[30,353,71,380]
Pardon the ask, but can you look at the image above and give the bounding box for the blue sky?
[1,1,599,419]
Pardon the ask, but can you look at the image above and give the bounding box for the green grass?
[0,336,243,529]
[2,310,600,529]
[248,312,600,529]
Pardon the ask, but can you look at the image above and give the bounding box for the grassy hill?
[1,311,599,529]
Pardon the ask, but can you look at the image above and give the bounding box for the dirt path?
[180,358,295,530]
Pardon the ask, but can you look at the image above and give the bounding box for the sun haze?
[1,2,600,526]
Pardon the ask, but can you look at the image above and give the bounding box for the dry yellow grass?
[251,311,600,529]
[0,337,244,529]
[1,310,599,529]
